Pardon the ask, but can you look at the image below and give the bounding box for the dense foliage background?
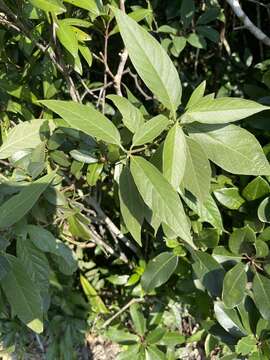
[1,0,270,359]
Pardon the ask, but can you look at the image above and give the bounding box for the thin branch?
[226,0,270,46]
[126,69,153,100]
[119,0,126,12]
[114,49,128,96]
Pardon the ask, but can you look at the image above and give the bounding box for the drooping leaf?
[30,0,66,13]
[183,97,269,124]
[0,119,44,160]
[162,123,186,189]
[114,9,182,116]
[130,157,193,246]
[0,172,55,229]
[119,167,145,246]
[141,252,178,293]
[188,123,270,175]
[107,95,144,133]
[253,272,270,320]
[40,100,121,146]
[132,115,169,147]
[222,262,247,308]
[80,274,109,314]
[192,250,225,297]
[0,255,43,333]
[182,137,211,202]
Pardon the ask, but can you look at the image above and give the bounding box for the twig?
[226,0,270,46]
[114,49,128,96]
[126,69,153,100]
[102,298,143,328]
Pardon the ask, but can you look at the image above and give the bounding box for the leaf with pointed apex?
[130,156,193,246]
[188,123,270,175]
[242,177,270,201]
[183,97,269,124]
[107,95,144,133]
[132,115,169,147]
[40,100,121,146]
[30,0,66,13]
[162,123,186,189]
[222,263,247,308]
[1,255,43,333]
[253,272,270,320]
[56,22,78,58]
[229,226,256,255]
[182,137,211,202]
[114,8,182,116]
[130,303,146,336]
[141,252,178,292]
[186,81,206,109]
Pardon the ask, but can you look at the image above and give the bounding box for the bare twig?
[226,0,270,46]
[127,69,153,100]
[114,49,128,96]
[102,297,143,328]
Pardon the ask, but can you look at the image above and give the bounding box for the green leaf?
[107,95,144,133]
[130,157,192,246]
[0,119,44,160]
[130,303,146,336]
[187,33,206,49]
[145,345,166,360]
[222,263,247,308]
[79,44,93,68]
[159,331,185,347]
[258,197,270,222]
[229,226,256,255]
[192,250,225,297]
[182,137,211,202]
[64,0,101,13]
[106,328,139,345]
[236,335,257,356]
[40,100,121,146]
[56,22,78,58]
[253,272,270,320]
[27,225,58,254]
[197,7,220,25]
[119,167,144,246]
[214,188,245,210]
[255,239,269,257]
[114,9,182,116]
[80,274,109,314]
[70,149,98,164]
[186,81,206,109]
[132,115,169,147]
[162,123,186,189]
[0,255,43,333]
[242,177,270,201]
[0,172,55,229]
[214,301,247,337]
[183,97,269,124]
[87,163,103,186]
[110,8,152,36]
[29,0,66,13]
[146,327,166,344]
[141,252,178,293]
[188,124,270,175]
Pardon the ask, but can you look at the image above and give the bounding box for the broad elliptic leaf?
[0,255,43,333]
[222,262,247,308]
[253,272,270,320]
[258,197,270,222]
[214,188,245,210]
[242,177,270,201]
[188,123,270,175]
[182,97,269,124]
[132,115,169,147]
[130,303,146,336]
[0,119,44,159]
[0,172,55,229]
[107,95,144,133]
[186,81,206,109]
[141,252,178,292]
[229,226,256,255]
[27,225,58,254]
[192,250,225,297]
[114,9,182,116]
[162,123,186,189]
[182,137,211,202]
[130,157,193,246]
[236,335,257,356]
[30,0,66,13]
[119,167,144,246]
[40,100,121,146]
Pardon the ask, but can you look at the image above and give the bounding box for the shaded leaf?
[253,272,270,320]
[222,263,247,308]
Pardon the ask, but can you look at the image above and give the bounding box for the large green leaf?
[192,250,225,297]
[40,100,121,146]
[182,137,211,202]
[253,272,270,320]
[162,123,186,189]
[132,115,169,147]
[214,188,245,210]
[114,9,182,116]
[242,177,270,201]
[222,263,247,308]
[30,0,66,13]
[188,123,270,175]
[141,252,178,293]
[107,95,144,133]
[0,255,43,333]
[0,119,44,160]
[119,166,145,246]
[182,97,269,124]
[130,157,193,246]
[0,172,55,229]
[56,22,78,58]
